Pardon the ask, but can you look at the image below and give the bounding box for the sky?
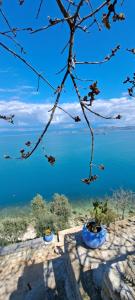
[0,0,135,129]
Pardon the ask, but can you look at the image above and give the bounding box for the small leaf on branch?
[102,14,111,29]
[25,141,31,147]
[86,81,100,106]
[127,48,135,55]
[115,114,122,119]
[0,114,15,124]
[74,116,81,122]
[113,13,125,22]
[19,0,24,5]
[49,18,59,25]
[89,82,100,94]
[20,149,25,153]
[108,4,115,13]
[20,149,25,158]
[45,155,56,165]
[83,96,88,101]
[81,175,98,184]
[123,73,135,97]
[123,77,130,84]
[54,86,62,94]
[128,88,133,96]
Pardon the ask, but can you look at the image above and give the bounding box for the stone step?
[64,218,135,300]
[3,255,80,300]
[65,255,101,300]
[1,217,135,300]
[64,231,102,300]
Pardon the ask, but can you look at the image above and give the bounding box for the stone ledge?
[0,226,82,257]
[0,235,58,256]
[101,258,135,300]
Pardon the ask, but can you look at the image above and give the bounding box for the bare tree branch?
[76,45,120,65]
[0,41,55,91]
[0,0,124,184]
[0,114,15,124]
[70,72,95,181]
[0,8,16,36]
[21,70,69,159]
[52,105,81,122]
[83,103,121,120]
[31,16,73,34]
[77,0,110,27]
[56,0,73,27]
[0,31,26,53]
[36,0,44,19]
[87,0,102,31]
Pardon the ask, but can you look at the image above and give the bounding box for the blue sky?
[0,0,135,128]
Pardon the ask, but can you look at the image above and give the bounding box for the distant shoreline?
[1,125,135,134]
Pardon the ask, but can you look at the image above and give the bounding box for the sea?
[0,127,135,208]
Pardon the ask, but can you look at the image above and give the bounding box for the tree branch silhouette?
[0,0,127,183]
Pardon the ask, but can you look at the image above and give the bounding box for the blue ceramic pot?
[43,232,53,242]
[82,222,107,249]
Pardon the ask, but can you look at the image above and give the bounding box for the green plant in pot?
[82,200,108,248]
[43,227,53,242]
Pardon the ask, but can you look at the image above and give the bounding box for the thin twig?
[2,27,33,35]
[77,0,110,26]
[49,105,75,120]
[0,41,55,91]
[61,39,70,54]
[0,0,121,183]
[36,0,44,19]
[56,64,67,75]
[87,0,102,31]
[83,103,121,120]
[31,16,73,34]
[0,31,26,53]
[0,8,16,37]
[70,72,94,178]
[23,70,69,159]
[76,45,120,65]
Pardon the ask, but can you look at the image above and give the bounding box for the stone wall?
[101,257,135,300]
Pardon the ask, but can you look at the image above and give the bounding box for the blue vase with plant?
[82,200,107,248]
[43,228,53,242]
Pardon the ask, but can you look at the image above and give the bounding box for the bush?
[31,194,47,218]
[31,194,55,237]
[50,193,71,222]
[0,217,28,244]
[99,207,117,226]
[90,199,117,227]
[34,212,57,237]
[111,189,135,219]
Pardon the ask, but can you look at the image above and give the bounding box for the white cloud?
[0,97,135,129]
[0,85,38,95]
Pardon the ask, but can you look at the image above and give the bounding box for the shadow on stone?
[64,226,135,300]
[9,253,78,300]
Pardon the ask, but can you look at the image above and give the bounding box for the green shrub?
[99,207,117,226]
[31,194,47,218]
[50,193,71,222]
[0,217,28,244]
[34,212,57,237]
[90,199,117,227]
[0,238,9,247]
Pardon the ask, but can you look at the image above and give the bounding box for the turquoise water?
[0,128,135,207]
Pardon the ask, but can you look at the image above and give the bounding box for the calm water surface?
[0,129,135,207]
